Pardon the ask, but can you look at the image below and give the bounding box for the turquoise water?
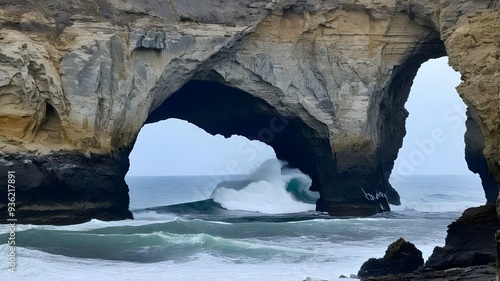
[0,165,486,281]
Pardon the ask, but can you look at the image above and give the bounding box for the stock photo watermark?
[7,170,16,273]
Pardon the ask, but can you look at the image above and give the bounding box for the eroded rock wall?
[438,1,500,199]
[0,0,498,225]
[465,108,498,203]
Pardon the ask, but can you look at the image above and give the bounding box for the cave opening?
[126,80,323,213]
[389,57,487,210]
[34,102,63,143]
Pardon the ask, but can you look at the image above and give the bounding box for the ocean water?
[0,159,486,281]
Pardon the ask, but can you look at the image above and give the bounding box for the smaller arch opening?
[390,57,485,211]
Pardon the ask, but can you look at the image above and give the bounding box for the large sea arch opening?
[125,80,323,216]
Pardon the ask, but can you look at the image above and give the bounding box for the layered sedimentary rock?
[0,1,498,226]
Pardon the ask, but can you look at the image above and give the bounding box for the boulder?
[358,238,424,278]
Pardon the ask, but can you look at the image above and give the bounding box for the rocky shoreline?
[359,204,498,281]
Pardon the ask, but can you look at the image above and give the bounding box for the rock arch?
[0,1,497,227]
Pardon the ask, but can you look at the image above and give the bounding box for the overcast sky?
[392,57,469,175]
[127,120,275,176]
[127,57,470,177]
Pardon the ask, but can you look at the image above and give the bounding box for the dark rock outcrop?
[0,152,133,225]
[465,108,499,203]
[425,204,498,270]
[361,265,495,281]
[361,204,499,281]
[358,238,424,278]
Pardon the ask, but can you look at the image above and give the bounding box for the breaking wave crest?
[210,159,319,214]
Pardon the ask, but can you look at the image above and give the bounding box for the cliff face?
[0,1,498,225]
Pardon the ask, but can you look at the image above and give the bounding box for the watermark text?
[7,171,16,273]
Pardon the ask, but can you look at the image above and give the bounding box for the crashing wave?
[210,159,319,214]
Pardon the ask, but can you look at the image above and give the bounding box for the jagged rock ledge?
[359,204,498,281]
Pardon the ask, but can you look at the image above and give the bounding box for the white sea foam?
[210,159,318,214]
[132,210,178,221]
[0,245,361,281]
[0,217,176,235]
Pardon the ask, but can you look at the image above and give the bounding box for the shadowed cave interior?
[144,80,334,196]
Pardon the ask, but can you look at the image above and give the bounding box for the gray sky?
[392,57,469,175]
[127,119,275,176]
[128,57,470,176]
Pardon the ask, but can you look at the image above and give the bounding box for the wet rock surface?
[358,238,424,278]
[0,151,132,225]
[361,265,495,281]
[425,204,498,270]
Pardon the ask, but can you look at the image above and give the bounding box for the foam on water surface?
[0,174,485,281]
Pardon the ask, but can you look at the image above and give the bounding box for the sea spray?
[210,159,319,214]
